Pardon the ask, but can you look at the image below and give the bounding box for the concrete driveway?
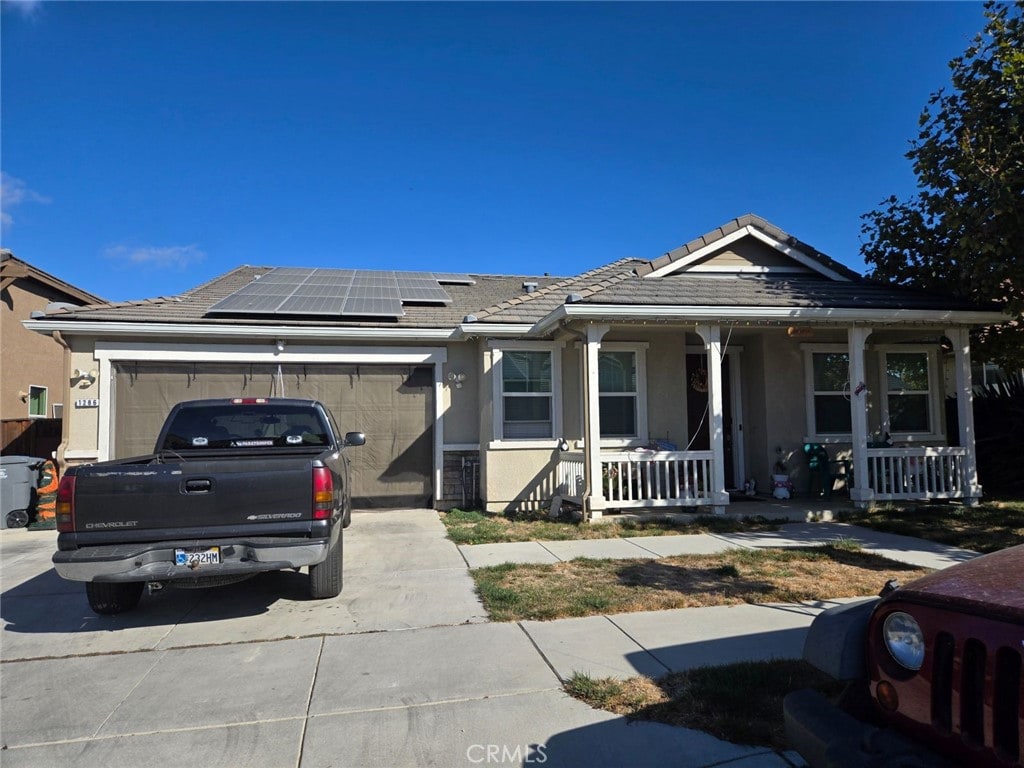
[1,511,800,768]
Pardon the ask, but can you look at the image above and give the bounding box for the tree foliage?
[861,1,1024,369]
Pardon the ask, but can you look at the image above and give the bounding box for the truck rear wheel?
[86,581,145,615]
[309,531,343,599]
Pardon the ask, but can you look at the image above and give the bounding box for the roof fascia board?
[531,304,1009,335]
[458,323,535,337]
[22,319,461,342]
[645,225,850,282]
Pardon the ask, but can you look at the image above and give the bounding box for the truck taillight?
[56,476,76,532]
[312,467,333,520]
[231,398,268,404]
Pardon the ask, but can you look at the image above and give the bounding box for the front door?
[686,353,735,489]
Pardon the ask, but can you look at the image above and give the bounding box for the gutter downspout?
[52,331,71,472]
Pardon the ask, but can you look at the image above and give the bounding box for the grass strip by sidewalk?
[842,499,1024,553]
[441,508,779,546]
[565,660,844,750]
[472,545,930,622]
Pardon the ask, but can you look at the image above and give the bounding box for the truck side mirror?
[344,432,366,447]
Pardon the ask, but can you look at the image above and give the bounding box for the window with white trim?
[500,349,555,439]
[807,351,851,436]
[28,385,47,418]
[598,345,647,439]
[881,350,935,434]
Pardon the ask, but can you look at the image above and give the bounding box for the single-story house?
[25,215,1008,516]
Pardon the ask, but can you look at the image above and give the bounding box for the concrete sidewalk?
[1,512,973,767]
[459,521,977,570]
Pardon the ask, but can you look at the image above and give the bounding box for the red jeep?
[785,544,1023,767]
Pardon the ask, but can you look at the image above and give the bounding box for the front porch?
[557,445,972,514]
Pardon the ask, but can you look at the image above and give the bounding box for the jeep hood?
[891,543,1024,624]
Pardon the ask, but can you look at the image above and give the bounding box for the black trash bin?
[0,455,42,529]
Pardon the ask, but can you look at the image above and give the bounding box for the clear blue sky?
[1,1,986,303]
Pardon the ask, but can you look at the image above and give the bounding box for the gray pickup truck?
[53,397,365,615]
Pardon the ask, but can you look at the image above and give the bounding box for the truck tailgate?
[73,456,314,531]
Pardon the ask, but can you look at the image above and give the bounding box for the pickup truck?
[785,543,1023,768]
[53,397,365,615]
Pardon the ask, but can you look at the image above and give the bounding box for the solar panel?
[398,277,452,303]
[342,295,405,317]
[433,273,475,285]
[207,266,465,318]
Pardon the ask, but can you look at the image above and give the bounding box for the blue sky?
[1,1,987,303]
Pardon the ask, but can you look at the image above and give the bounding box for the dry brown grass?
[473,546,931,621]
[843,499,1024,553]
[441,508,779,545]
[566,660,844,749]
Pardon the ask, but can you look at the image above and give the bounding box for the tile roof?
[573,273,990,312]
[40,265,569,329]
[32,215,998,332]
[636,213,863,281]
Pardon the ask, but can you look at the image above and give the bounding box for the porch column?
[582,323,610,520]
[946,327,982,505]
[696,324,730,514]
[848,326,873,509]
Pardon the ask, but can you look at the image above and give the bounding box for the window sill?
[487,440,560,451]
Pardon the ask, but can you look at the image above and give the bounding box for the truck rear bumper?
[784,689,950,768]
[52,537,330,583]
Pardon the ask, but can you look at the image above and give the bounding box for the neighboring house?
[1,251,105,455]
[22,216,1008,514]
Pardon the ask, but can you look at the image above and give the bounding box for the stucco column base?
[849,488,874,511]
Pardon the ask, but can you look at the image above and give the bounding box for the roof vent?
[45,301,80,313]
[463,314,478,323]
[565,293,583,304]
[522,281,538,294]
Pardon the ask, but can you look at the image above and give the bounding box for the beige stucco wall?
[61,336,102,464]
[482,447,560,513]
[1,280,70,421]
[642,331,687,448]
[442,339,480,445]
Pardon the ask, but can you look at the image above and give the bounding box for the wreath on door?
[690,367,708,393]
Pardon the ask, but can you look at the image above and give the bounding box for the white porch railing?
[557,450,715,508]
[865,447,967,501]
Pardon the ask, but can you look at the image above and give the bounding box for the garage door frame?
[94,341,448,504]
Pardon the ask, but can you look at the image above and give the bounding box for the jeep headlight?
[882,611,925,671]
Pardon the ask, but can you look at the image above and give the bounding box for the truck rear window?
[161,405,331,450]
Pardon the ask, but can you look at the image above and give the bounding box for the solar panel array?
[207,268,475,318]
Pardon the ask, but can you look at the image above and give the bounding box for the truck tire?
[86,581,145,615]
[309,531,343,599]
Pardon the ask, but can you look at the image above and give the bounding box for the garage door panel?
[113,363,433,507]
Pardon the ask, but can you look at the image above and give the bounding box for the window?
[809,352,851,435]
[500,349,554,439]
[28,386,47,418]
[599,350,638,437]
[883,351,933,434]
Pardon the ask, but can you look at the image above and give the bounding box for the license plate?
[175,547,221,567]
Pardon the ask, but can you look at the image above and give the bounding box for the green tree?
[861,1,1024,369]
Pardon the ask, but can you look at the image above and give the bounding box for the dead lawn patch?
[473,546,930,621]
[843,499,1024,554]
[441,508,779,546]
[565,660,843,749]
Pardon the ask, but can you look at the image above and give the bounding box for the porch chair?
[802,443,851,499]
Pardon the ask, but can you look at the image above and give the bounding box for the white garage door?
[113,362,434,508]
